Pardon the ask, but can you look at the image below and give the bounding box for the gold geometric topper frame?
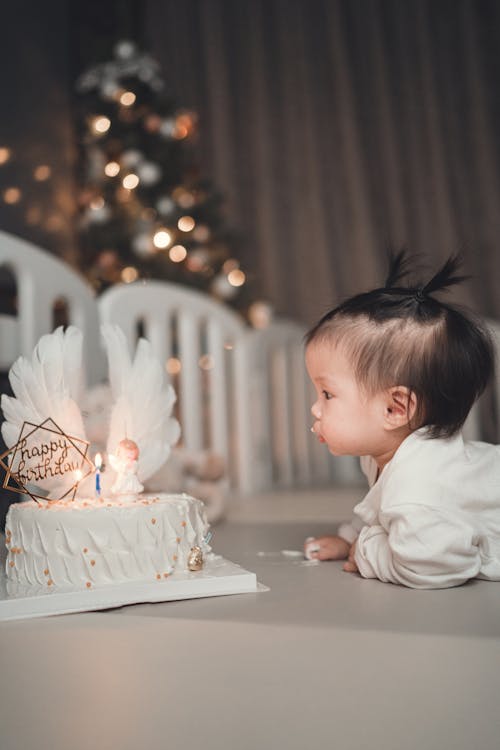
[0,418,94,504]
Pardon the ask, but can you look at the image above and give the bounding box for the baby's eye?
[322,390,333,400]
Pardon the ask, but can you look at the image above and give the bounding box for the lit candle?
[95,453,102,497]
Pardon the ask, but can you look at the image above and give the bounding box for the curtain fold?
[146,0,500,323]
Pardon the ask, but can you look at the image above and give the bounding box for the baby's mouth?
[312,424,326,443]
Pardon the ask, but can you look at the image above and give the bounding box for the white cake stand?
[0,542,260,622]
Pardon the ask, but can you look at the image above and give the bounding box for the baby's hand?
[342,540,359,573]
[304,535,351,561]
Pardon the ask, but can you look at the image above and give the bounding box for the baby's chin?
[327,442,364,457]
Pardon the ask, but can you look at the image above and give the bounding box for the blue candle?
[95,453,102,497]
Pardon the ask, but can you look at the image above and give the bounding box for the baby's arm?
[354,504,480,589]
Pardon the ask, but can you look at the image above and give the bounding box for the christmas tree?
[75,40,269,325]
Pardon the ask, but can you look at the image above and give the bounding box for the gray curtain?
[146,0,500,324]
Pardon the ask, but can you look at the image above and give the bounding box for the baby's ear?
[383,386,417,429]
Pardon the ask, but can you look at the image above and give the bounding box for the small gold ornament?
[187,546,204,571]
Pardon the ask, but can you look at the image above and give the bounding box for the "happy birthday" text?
[16,438,80,483]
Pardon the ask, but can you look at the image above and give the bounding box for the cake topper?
[108,438,144,496]
[0,325,181,500]
[0,417,94,503]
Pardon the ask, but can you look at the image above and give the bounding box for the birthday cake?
[5,492,211,590]
[1,324,214,592]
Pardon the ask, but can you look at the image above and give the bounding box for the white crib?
[0,231,103,386]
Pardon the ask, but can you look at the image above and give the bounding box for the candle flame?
[74,469,83,482]
[95,453,102,469]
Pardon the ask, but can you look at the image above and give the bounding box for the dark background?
[2,1,500,324]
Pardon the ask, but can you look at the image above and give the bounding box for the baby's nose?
[311,401,321,419]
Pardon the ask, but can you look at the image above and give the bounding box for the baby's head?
[117,438,140,462]
[306,253,494,455]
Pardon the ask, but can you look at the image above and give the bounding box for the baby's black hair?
[306,252,495,438]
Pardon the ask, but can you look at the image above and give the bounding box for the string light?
[177,191,195,209]
[153,229,172,249]
[248,301,273,329]
[121,266,139,283]
[166,357,182,375]
[33,165,51,181]
[3,188,21,204]
[178,215,195,232]
[0,147,11,165]
[91,116,111,134]
[174,112,196,139]
[120,91,136,106]
[122,173,139,189]
[104,161,120,177]
[227,269,246,287]
[198,354,214,371]
[169,244,187,262]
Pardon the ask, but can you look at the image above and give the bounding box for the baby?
[304,252,500,588]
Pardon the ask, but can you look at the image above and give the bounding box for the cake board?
[0,543,262,622]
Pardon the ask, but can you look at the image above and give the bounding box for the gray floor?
[1,485,500,750]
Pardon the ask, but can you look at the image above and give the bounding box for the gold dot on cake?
[90,560,96,566]
[151,518,157,525]
[156,573,161,580]
[163,573,169,578]
[173,555,178,561]
[47,579,53,586]
[181,521,187,527]
[83,547,88,553]
[176,536,181,543]
[86,582,92,588]
[44,569,49,576]
[9,561,14,567]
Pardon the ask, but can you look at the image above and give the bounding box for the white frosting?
[5,493,211,590]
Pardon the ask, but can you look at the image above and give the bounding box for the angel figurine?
[108,438,144,495]
[1,324,181,501]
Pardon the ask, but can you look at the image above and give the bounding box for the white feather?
[1,326,87,496]
[102,324,180,482]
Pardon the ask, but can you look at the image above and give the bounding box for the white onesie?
[340,428,500,589]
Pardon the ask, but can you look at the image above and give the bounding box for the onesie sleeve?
[354,504,481,589]
[337,515,365,544]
